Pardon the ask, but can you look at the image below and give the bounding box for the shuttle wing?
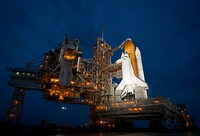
[134,76,148,89]
[115,79,124,91]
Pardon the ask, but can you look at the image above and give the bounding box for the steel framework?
[3,35,194,130]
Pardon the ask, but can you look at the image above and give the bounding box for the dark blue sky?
[0,0,200,125]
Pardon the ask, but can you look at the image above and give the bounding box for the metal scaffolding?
[3,35,195,130]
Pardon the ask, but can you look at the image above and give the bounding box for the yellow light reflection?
[86,82,91,86]
[64,50,76,60]
[71,81,75,85]
[58,95,64,100]
[51,78,59,83]
[64,55,76,60]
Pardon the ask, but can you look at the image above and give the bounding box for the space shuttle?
[115,39,148,100]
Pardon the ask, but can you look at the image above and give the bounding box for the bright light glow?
[51,78,59,83]
[64,55,76,60]
[14,100,18,105]
[186,122,190,127]
[94,85,97,90]
[128,107,142,111]
[62,106,66,110]
[86,82,90,86]
[64,50,76,60]
[71,81,75,85]
[154,100,159,104]
[58,95,64,100]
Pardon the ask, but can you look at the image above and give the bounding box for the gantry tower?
[3,34,194,130]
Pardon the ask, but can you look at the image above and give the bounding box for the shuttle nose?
[126,38,132,41]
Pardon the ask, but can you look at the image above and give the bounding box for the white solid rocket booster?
[135,47,145,81]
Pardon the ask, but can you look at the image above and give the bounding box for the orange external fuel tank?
[124,39,139,77]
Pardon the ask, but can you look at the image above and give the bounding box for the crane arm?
[111,40,125,53]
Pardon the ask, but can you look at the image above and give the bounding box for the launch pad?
[4,35,194,130]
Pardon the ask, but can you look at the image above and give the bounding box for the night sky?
[0,0,200,126]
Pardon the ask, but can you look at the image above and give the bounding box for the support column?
[173,116,181,129]
[5,88,26,124]
[164,119,170,129]
[88,105,96,128]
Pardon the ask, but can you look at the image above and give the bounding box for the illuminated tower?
[92,38,113,103]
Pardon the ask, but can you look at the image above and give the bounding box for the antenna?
[101,24,104,41]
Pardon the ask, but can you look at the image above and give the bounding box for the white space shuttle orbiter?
[115,39,148,100]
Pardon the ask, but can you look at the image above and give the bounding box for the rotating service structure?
[4,34,194,130]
